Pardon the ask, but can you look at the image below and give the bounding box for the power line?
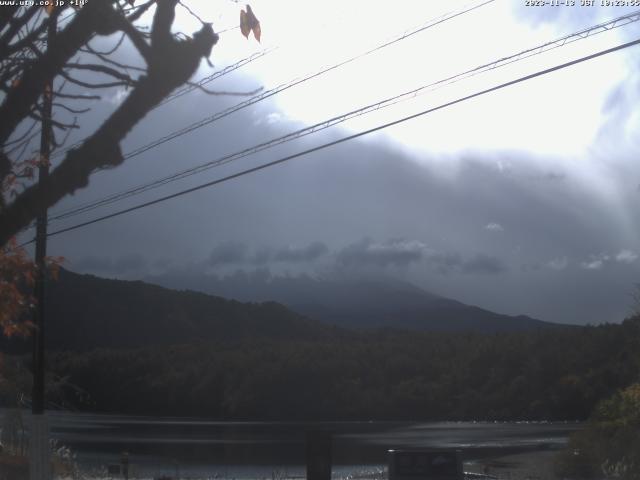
[48,0,498,220]
[51,3,275,158]
[115,0,496,161]
[48,9,640,222]
[19,0,496,233]
[45,0,495,166]
[158,46,276,106]
[28,36,640,243]
[51,45,277,159]
[53,1,494,162]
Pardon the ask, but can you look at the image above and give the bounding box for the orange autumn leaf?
[0,240,36,338]
[47,257,65,281]
[239,10,250,37]
[240,4,261,42]
[0,238,63,338]
[252,21,261,43]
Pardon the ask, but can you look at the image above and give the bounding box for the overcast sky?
[18,0,640,325]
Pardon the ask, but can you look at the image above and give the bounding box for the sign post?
[30,10,56,480]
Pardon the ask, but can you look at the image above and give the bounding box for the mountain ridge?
[7,269,341,352]
[145,270,563,333]
[1,268,565,354]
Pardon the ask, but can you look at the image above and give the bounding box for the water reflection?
[29,412,581,478]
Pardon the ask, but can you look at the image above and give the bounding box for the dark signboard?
[107,464,121,475]
[388,450,462,480]
[306,431,332,480]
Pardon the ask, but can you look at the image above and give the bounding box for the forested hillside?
[0,269,338,353]
[2,269,637,421]
[47,316,640,421]
[148,272,561,333]
[2,269,560,353]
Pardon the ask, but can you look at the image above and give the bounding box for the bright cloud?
[581,253,611,270]
[581,259,604,270]
[547,257,568,271]
[485,222,504,232]
[615,249,638,263]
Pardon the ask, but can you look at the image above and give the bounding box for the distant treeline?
[45,316,640,421]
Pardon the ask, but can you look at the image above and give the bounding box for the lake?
[33,411,581,479]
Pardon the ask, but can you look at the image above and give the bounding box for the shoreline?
[464,450,561,480]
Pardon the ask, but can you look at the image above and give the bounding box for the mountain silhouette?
[147,270,562,333]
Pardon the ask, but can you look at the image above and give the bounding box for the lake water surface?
[38,412,581,479]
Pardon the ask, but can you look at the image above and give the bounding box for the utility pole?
[30,11,56,480]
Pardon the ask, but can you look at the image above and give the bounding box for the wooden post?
[30,10,55,480]
[121,451,129,480]
[306,431,332,480]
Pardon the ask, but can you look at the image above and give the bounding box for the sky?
[16,0,640,325]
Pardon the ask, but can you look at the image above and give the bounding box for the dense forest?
[147,270,559,333]
[0,269,561,356]
[556,382,640,479]
[0,269,337,354]
[37,316,640,421]
[1,270,638,422]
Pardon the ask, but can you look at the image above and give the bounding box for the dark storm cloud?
[596,71,640,150]
[274,241,329,262]
[461,253,507,275]
[424,251,506,275]
[208,241,248,265]
[46,60,640,327]
[251,246,272,265]
[72,253,147,275]
[55,130,640,324]
[205,241,330,266]
[153,257,174,269]
[336,238,427,268]
[156,237,507,277]
[72,256,114,273]
[113,253,148,273]
[425,252,463,274]
[603,84,628,115]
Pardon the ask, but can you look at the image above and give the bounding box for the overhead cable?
[49,9,640,222]
[26,36,640,243]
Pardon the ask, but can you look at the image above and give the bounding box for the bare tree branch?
[2,118,39,148]
[28,112,79,131]
[53,92,101,101]
[59,68,135,89]
[0,151,11,179]
[0,13,49,60]
[126,0,156,23]
[0,6,40,59]
[64,62,137,83]
[51,103,91,115]
[81,31,126,56]
[9,132,37,163]
[0,15,218,245]
[117,14,152,63]
[0,6,20,33]
[52,120,77,149]
[5,131,39,158]
[179,1,206,25]
[82,47,147,72]
[151,0,177,51]
[0,62,30,87]
[0,0,121,144]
